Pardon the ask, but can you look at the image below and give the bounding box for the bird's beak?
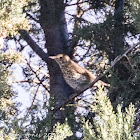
[49,56,56,59]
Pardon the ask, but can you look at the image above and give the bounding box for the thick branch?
[52,42,140,114]
[18,30,48,63]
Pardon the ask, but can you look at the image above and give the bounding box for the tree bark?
[110,0,125,107]
[114,0,125,58]
[20,0,74,126]
[38,0,74,125]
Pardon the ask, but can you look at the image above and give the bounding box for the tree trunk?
[114,0,125,58]
[39,0,74,125]
[110,0,125,107]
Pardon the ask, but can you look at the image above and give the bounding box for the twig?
[26,13,39,23]
[66,1,88,7]
[16,85,40,134]
[25,58,50,92]
[52,42,140,114]
[28,85,40,112]
[78,44,92,62]
[21,57,49,77]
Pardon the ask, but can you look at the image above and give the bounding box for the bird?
[49,54,110,91]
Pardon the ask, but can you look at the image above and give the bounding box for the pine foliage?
[0,0,31,36]
[83,87,137,140]
[48,120,73,140]
[0,52,21,140]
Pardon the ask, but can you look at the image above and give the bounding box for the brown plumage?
[49,54,109,91]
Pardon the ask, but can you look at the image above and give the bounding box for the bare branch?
[18,85,40,131]
[28,85,40,112]
[25,58,50,92]
[18,30,49,63]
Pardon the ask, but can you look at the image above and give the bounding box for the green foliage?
[72,0,140,111]
[48,120,73,140]
[109,54,140,109]
[88,0,115,10]
[82,87,137,140]
[0,0,31,36]
[0,129,16,140]
[127,0,140,31]
[72,0,139,61]
[0,52,14,99]
[0,52,21,140]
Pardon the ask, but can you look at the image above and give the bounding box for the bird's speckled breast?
[60,65,88,90]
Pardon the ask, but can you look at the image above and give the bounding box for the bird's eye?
[59,56,62,59]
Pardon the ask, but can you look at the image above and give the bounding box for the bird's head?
[49,54,70,66]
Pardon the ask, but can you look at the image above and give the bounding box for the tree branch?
[66,1,88,7]
[52,42,140,114]
[18,30,49,63]
[26,13,39,23]
[28,85,40,112]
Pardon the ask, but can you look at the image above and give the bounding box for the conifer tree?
[0,0,139,139]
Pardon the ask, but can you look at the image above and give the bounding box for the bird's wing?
[70,60,87,74]
[70,60,96,80]
[70,60,110,87]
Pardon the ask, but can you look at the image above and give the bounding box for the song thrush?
[49,54,109,91]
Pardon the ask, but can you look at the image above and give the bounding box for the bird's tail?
[95,80,110,87]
